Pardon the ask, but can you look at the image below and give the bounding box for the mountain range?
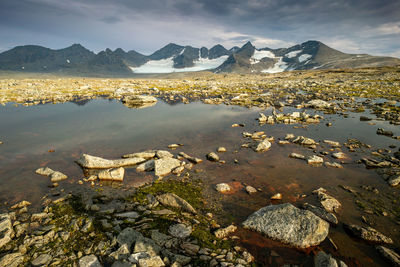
[0,41,399,76]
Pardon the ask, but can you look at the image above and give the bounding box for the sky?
[0,0,399,57]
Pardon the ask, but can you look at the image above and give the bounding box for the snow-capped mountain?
[0,41,399,76]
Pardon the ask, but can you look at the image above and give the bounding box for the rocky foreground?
[1,67,400,266]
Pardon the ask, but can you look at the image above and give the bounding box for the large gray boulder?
[242,203,329,248]
[76,154,146,169]
[156,193,196,214]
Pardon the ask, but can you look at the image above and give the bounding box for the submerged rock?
[156,193,196,214]
[154,158,181,177]
[344,224,393,244]
[178,152,203,164]
[376,246,400,266]
[136,159,155,172]
[35,167,68,182]
[242,203,329,248]
[77,154,146,169]
[215,183,231,193]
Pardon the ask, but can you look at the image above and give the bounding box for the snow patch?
[299,54,312,62]
[250,50,275,64]
[261,57,288,73]
[66,59,70,64]
[131,56,229,73]
[285,50,302,58]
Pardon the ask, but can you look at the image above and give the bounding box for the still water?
[0,98,399,266]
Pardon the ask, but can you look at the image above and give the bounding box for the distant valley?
[0,40,399,76]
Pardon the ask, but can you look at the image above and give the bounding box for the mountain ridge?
[0,40,399,75]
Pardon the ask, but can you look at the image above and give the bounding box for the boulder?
[206,152,220,161]
[313,188,341,213]
[307,155,324,164]
[242,203,329,248]
[35,167,67,182]
[156,193,196,214]
[253,139,271,152]
[303,203,338,225]
[136,160,155,172]
[169,224,192,238]
[98,167,125,181]
[344,224,393,244]
[154,158,181,177]
[0,253,24,267]
[307,99,331,108]
[122,150,156,159]
[79,255,102,267]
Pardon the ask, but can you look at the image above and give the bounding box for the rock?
[285,134,295,140]
[11,200,31,209]
[150,230,171,247]
[314,251,339,267]
[168,144,180,149]
[376,246,400,266]
[129,252,150,264]
[253,139,271,152]
[245,186,257,194]
[79,255,102,267]
[360,116,372,121]
[270,193,282,200]
[206,152,220,161]
[214,225,237,238]
[122,95,157,109]
[156,150,174,158]
[154,158,181,177]
[217,147,227,152]
[122,150,156,159]
[35,167,67,182]
[388,175,400,187]
[116,211,140,219]
[242,203,329,248]
[293,136,316,146]
[258,113,267,123]
[77,154,146,169]
[31,254,52,266]
[181,242,200,255]
[215,183,231,193]
[134,237,161,257]
[117,228,143,247]
[323,140,341,147]
[0,253,24,267]
[307,99,331,108]
[332,152,346,159]
[0,213,14,249]
[303,203,338,225]
[313,188,341,213]
[136,160,155,172]
[138,256,165,267]
[169,224,192,238]
[178,152,203,164]
[98,167,125,181]
[289,153,305,160]
[156,193,196,214]
[344,224,393,244]
[307,155,324,164]
[377,128,393,137]
[325,162,343,168]
[111,261,133,267]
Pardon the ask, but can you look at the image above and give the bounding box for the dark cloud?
[0,0,399,56]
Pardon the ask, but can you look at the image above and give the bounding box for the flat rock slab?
[35,167,67,182]
[156,193,196,214]
[344,224,393,244]
[122,150,156,159]
[242,203,329,248]
[154,158,181,177]
[77,154,146,169]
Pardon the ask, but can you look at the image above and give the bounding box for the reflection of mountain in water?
[70,99,92,106]
[122,101,156,109]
